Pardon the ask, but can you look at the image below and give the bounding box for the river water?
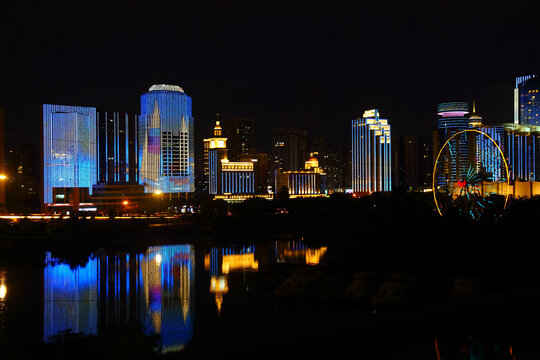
[0,238,538,359]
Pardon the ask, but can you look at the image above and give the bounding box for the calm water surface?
[0,238,538,358]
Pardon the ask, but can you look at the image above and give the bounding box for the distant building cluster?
[1,75,540,213]
[429,75,540,197]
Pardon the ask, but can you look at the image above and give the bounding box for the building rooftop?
[148,84,184,93]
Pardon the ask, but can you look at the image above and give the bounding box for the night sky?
[1,1,539,152]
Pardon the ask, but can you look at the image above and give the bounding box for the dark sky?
[1,0,539,152]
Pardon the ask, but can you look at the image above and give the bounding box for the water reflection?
[44,253,98,339]
[275,241,327,265]
[206,245,257,315]
[43,245,194,353]
[0,270,7,333]
[204,242,328,314]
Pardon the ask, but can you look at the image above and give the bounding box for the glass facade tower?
[97,112,138,184]
[42,104,97,204]
[138,84,194,194]
[351,109,392,193]
[436,102,471,186]
[515,75,540,126]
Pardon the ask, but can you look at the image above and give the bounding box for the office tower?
[392,136,433,191]
[308,137,325,159]
[391,135,403,189]
[479,123,540,182]
[275,154,326,196]
[436,102,471,186]
[514,75,540,125]
[42,104,97,204]
[5,145,40,210]
[322,145,343,192]
[206,121,256,195]
[139,84,194,194]
[419,138,433,189]
[271,128,308,181]
[0,108,4,209]
[403,136,420,189]
[221,117,255,160]
[351,109,392,193]
[97,112,138,184]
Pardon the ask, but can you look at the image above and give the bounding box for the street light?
[154,189,162,213]
[0,174,7,180]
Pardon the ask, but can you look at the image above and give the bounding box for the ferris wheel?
[432,129,510,220]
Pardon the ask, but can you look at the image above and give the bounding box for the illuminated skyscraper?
[436,102,471,185]
[479,123,540,182]
[515,75,540,125]
[42,104,97,204]
[139,84,194,194]
[97,112,138,184]
[351,109,392,193]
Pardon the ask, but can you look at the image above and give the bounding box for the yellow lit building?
[274,153,326,196]
[206,121,257,195]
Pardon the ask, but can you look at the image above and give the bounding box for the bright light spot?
[0,285,6,300]
[123,200,129,205]
[0,174,7,180]
[154,190,162,195]
[156,253,162,265]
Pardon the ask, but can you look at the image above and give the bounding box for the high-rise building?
[351,109,392,193]
[97,111,138,184]
[436,102,471,186]
[478,123,540,182]
[322,145,343,193]
[515,75,540,125]
[221,117,255,160]
[271,128,308,184]
[6,144,40,211]
[42,104,97,204]
[138,84,194,194]
[392,135,433,191]
[308,137,325,159]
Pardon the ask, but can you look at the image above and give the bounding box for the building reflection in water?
[205,241,327,314]
[0,270,7,333]
[206,245,258,315]
[43,245,194,353]
[275,241,327,265]
[43,253,98,340]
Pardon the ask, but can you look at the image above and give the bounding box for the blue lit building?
[139,84,194,194]
[479,123,540,182]
[351,109,392,193]
[436,102,472,186]
[98,111,138,184]
[42,104,97,204]
[514,75,540,125]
